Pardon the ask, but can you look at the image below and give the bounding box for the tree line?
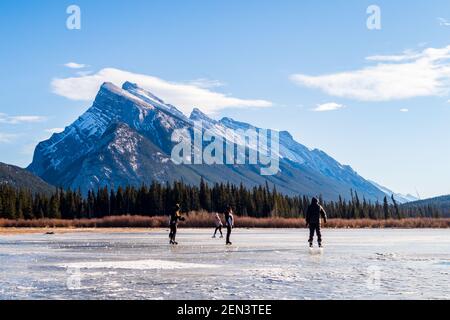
[0,179,442,220]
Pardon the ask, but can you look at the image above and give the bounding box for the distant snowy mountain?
[369,181,418,204]
[29,81,391,201]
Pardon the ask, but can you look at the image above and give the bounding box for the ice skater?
[224,206,234,245]
[212,213,224,238]
[169,203,185,245]
[306,197,327,248]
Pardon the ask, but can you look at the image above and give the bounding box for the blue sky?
[0,0,449,198]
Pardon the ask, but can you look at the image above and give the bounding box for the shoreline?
[0,227,167,236]
[0,216,449,235]
[0,226,449,236]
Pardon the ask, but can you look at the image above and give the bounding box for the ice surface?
[0,229,448,300]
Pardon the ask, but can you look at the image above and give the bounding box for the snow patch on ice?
[58,259,220,270]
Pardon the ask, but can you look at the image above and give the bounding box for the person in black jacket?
[306,197,327,248]
[169,203,185,245]
[224,206,234,245]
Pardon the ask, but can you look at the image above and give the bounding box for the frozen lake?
[0,229,449,300]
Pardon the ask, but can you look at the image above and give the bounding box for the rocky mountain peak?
[28,80,393,201]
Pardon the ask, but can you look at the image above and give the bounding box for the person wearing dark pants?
[308,223,322,246]
[169,222,177,244]
[306,197,327,248]
[224,207,234,245]
[169,203,185,245]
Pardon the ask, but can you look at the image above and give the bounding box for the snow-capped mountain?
[28,82,390,201]
[369,180,418,204]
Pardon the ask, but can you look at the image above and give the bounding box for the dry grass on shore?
[0,212,449,230]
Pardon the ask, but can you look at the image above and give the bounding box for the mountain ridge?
[0,162,55,194]
[402,195,450,217]
[28,81,397,202]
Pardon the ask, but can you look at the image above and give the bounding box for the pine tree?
[383,196,390,220]
[391,194,400,220]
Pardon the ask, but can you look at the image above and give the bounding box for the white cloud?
[0,113,47,124]
[188,78,226,89]
[313,102,346,112]
[51,68,273,114]
[365,50,422,62]
[76,71,93,77]
[65,62,88,69]
[400,108,409,112]
[20,143,38,156]
[0,133,18,143]
[438,18,450,27]
[45,128,65,134]
[291,45,450,102]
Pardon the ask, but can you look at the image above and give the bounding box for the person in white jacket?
[212,213,224,238]
[224,206,234,245]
